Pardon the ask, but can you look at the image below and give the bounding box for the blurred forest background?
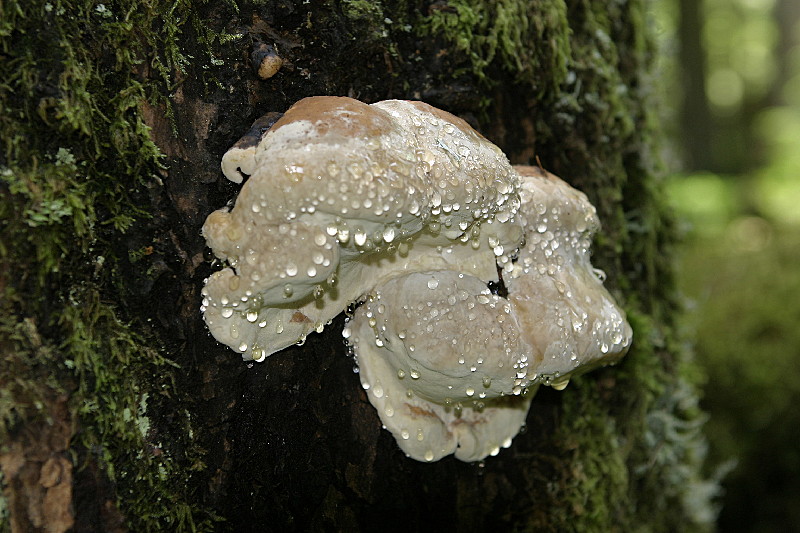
[656,0,800,531]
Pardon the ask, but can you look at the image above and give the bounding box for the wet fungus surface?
[201,96,632,462]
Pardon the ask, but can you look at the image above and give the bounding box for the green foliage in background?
[671,202,800,531]
[667,91,800,530]
[658,0,800,528]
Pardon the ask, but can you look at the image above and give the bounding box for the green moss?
[419,0,571,93]
[0,0,219,530]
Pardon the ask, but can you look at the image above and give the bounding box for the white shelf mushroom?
[202,96,522,360]
[201,96,632,461]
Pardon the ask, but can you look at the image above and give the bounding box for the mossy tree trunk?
[0,1,714,531]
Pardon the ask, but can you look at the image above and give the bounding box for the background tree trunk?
[1,1,715,531]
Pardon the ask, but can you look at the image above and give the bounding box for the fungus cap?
[348,270,535,461]
[201,97,633,463]
[202,96,523,361]
[507,166,633,386]
[344,166,632,462]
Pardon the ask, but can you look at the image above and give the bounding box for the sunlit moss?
[419,0,570,93]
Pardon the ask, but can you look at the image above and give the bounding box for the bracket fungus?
[201,96,632,462]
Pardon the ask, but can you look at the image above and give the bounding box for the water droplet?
[283,284,293,298]
[552,379,570,391]
[427,278,439,290]
[424,450,434,462]
[221,308,234,319]
[466,387,475,397]
[246,310,258,322]
[286,263,298,277]
[593,268,607,282]
[373,384,384,398]
[397,369,406,379]
[238,342,248,352]
[354,230,367,246]
[382,227,395,243]
[410,369,420,379]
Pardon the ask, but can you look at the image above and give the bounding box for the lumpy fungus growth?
[201,96,632,462]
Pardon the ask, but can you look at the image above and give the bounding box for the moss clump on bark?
[421,0,570,93]
[0,0,218,530]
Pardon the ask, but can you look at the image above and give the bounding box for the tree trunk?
[1,1,715,531]
[677,0,714,171]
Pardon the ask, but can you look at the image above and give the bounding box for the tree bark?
[1,1,715,531]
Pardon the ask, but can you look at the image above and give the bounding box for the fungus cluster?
[201,96,632,462]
